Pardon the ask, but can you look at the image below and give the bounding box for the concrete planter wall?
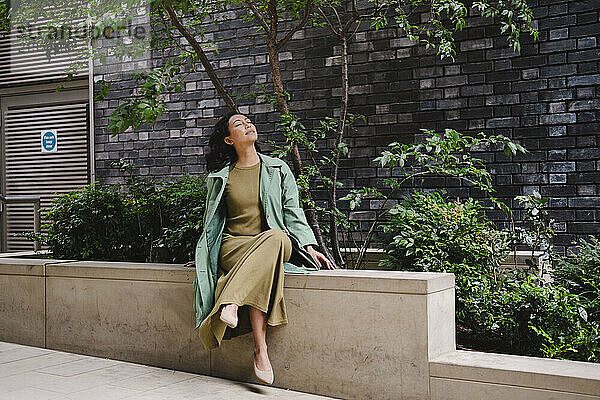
[0,256,598,399]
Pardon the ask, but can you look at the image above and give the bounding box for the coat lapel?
[258,152,276,207]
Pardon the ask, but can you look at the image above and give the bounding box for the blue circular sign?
[42,131,56,151]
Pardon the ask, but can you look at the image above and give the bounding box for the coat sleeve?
[202,178,216,227]
[280,161,318,249]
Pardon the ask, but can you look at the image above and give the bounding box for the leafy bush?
[378,190,510,273]
[552,235,600,324]
[546,235,600,361]
[377,190,600,363]
[32,172,207,263]
[152,175,207,262]
[36,183,138,261]
[470,272,598,362]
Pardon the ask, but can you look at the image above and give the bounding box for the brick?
[548,78,567,88]
[540,64,577,77]
[485,94,519,105]
[512,103,547,115]
[460,38,493,51]
[576,161,597,172]
[540,113,577,124]
[548,126,566,137]
[567,74,600,86]
[577,185,597,195]
[437,99,467,109]
[568,49,600,63]
[512,80,548,92]
[486,117,519,128]
[486,47,520,60]
[540,137,576,149]
[522,68,539,79]
[549,174,567,184]
[577,37,597,49]
[568,172,600,184]
[513,174,547,184]
[569,197,600,208]
[570,23,600,38]
[540,39,577,53]
[469,74,486,84]
[513,55,547,69]
[548,149,567,160]
[539,89,574,101]
[549,3,568,16]
[548,53,567,65]
[486,70,520,83]
[436,75,467,87]
[539,15,576,30]
[549,28,569,40]
[541,162,576,173]
[569,99,600,111]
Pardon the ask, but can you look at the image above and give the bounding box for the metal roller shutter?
[0,18,89,86]
[3,100,89,251]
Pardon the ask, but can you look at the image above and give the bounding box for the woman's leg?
[249,305,272,371]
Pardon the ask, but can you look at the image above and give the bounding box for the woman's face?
[224,114,257,147]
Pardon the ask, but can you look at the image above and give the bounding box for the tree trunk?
[266,40,338,268]
[328,36,348,268]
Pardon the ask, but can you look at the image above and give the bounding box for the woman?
[189,111,334,385]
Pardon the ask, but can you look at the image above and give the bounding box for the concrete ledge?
[430,377,600,400]
[285,269,455,294]
[0,257,72,276]
[431,350,600,399]
[0,258,56,347]
[0,257,456,399]
[46,260,194,283]
[2,256,599,399]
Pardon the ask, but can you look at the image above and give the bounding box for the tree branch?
[316,7,341,38]
[276,0,313,50]
[161,1,237,111]
[244,0,271,35]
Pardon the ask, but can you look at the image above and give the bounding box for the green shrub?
[152,175,207,263]
[552,235,600,324]
[377,190,510,274]
[544,235,600,361]
[377,190,599,363]
[33,173,207,263]
[472,272,598,362]
[376,190,510,346]
[37,183,138,261]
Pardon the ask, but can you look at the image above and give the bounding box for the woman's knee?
[265,229,292,261]
[266,228,290,243]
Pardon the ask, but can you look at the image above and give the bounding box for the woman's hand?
[184,260,195,268]
[304,245,335,270]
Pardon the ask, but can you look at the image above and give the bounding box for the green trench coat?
[193,152,321,329]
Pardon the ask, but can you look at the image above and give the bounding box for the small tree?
[341,128,527,268]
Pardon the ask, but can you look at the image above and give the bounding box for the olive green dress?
[198,159,293,351]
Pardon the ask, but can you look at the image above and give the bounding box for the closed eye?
[235,119,252,126]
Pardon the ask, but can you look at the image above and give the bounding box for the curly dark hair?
[205,111,263,172]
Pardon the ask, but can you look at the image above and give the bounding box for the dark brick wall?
[93,0,599,254]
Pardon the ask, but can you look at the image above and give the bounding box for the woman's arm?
[280,162,335,269]
[279,162,318,249]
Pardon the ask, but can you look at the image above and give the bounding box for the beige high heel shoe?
[219,304,238,328]
[253,351,274,385]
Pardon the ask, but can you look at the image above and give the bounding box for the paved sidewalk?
[0,341,335,399]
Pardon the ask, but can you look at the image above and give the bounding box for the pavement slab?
[0,341,337,399]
